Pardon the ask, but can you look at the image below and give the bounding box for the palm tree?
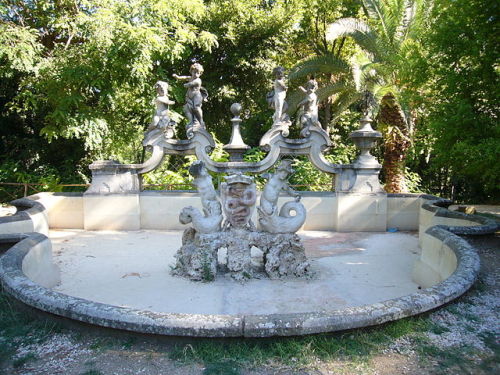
[292,0,431,193]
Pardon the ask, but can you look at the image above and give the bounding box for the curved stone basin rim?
[0,226,479,337]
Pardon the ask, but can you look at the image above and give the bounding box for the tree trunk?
[378,93,411,193]
[323,96,332,131]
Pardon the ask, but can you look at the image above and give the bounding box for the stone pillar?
[84,160,141,230]
[335,115,387,231]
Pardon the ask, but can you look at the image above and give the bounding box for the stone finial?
[223,103,250,161]
[349,114,382,168]
[230,102,242,117]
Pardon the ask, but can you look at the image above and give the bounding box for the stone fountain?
[83,63,386,280]
[1,62,488,338]
[85,63,386,232]
[172,160,309,281]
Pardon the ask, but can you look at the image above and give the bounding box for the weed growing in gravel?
[203,360,240,375]
[12,352,37,368]
[416,339,490,374]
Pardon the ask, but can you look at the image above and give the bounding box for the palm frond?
[330,90,362,126]
[286,82,349,115]
[395,0,417,43]
[325,18,380,59]
[317,82,350,102]
[360,61,393,84]
[289,54,350,82]
[406,0,433,40]
[362,0,389,38]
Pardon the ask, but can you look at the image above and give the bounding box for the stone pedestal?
[335,166,384,194]
[86,160,140,194]
[171,228,310,281]
[334,114,387,232]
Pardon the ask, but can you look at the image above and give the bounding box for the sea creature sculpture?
[174,161,309,280]
[179,161,222,233]
[258,160,306,233]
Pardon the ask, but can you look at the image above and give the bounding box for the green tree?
[416,0,499,202]
[312,0,432,193]
[180,0,303,146]
[1,0,218,164]
[287,0,361,129]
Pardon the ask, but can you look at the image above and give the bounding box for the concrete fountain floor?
[49,230,421,316]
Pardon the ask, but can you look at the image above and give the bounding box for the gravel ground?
[2,233,498,375]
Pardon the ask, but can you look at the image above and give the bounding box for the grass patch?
[0,287,60,369]
[89,338,114,351]
[12,352,37,368]
[121,336,137,349]
[203,360,240,375]
[417,342,484,374]
[429,322,450,335]
[169,316,430,371]
[80,370,104,375]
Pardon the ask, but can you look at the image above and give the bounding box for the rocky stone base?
[171,228,310,281]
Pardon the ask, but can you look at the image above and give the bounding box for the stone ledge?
[421,197,500,235]
[0,211,31,224]
[11,197,47,215]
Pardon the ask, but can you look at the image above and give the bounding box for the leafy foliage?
[413,0,499,202]
[0,0,497,202]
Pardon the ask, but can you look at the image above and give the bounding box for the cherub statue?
[146,81,176,139]
[266,66,290,125]
[297,78,321,137]
[258,160,306,234]
[173,63,208,132]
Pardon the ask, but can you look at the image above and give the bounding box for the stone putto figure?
[267,66,290,125]
[258,160,306,234]
[297,78,321,137]
[179,161,222,234]
[173,63,208,134]
[144,81,176,143]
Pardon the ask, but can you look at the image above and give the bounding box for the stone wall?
[412,195,498,288]
[0,191,432,232]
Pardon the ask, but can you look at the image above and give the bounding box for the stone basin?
[1,192,496,337]
[51,230,420,315]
